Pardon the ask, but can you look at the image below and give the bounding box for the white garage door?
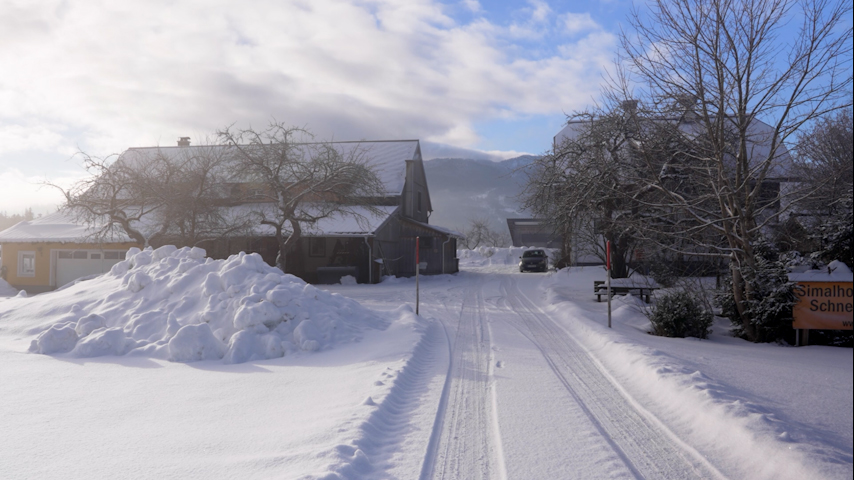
[56,250,126,288]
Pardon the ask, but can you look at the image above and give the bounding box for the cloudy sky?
[0,0,630,214]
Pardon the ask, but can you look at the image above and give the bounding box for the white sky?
[0,0,627,214]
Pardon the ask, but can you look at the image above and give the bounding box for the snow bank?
[458,246,558,267]
[0,277,17,297]
[789,260,853,282]
[20,246,387,363]
[544,267,844,480]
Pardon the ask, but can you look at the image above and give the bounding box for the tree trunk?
[730,239,761,342]
[606,233,631,278]
[275,219,303,274]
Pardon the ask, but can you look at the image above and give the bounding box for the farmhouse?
[0,139,461,292]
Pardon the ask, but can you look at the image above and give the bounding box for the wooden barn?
[0,139,461,290]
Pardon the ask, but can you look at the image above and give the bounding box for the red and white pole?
[606,240,612,328]
[416,236,420,315]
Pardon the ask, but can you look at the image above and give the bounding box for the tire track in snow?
[500,275,726,480]
[325,317,448,479]
[421,276,507,480]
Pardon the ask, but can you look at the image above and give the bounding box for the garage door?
[56,250,126,288]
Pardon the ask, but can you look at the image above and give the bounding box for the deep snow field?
[0,246,851,479]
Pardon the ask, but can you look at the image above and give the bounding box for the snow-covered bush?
[648,291,712,339]
[716,240,795,343]
[811,194,853,269]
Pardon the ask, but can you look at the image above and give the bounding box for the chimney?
[178,137,191,147]
[674,94,697,111]
[621,99,638,116]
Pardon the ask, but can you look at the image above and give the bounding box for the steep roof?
[121,140,422,196]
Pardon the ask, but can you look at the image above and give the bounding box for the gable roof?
[121,140,422,196]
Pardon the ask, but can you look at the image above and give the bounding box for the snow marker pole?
[416,236,420,315]
[607,240,612,329]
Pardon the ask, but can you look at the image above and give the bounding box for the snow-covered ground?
[1,247,851,479]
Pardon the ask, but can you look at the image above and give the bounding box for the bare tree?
[794,108,853,217]
[460,217,509,249]
[139,143,253,246]
[50,151,168,246]
[217,122,386,272]
[793,108,854,265]
[523,107,645,278]
[486,228,511,248]
[609,0,852,341]
[460,217,490,249]
[50,143,250,247]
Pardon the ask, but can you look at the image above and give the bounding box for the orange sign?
[792,282,853,330]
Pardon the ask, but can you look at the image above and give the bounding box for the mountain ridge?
[423,155,539,236]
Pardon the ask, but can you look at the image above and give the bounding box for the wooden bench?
[594,280,659,303]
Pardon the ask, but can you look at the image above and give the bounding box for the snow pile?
[23,246,387,363]
[458,246,557,267]
[0,277,17,297]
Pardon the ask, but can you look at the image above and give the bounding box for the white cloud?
[461,0,481,13]
[421,141,529,161]
[562,12,600,34]
[0,168,83,215]
[0,124,65,155]
[0,0,615,171]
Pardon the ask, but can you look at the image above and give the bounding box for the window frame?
[17,251,36,277]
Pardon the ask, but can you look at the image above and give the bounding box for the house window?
[18,251,36,277]
[419,237,434,249]
[309,238,326,257]
[104,251,125,260]
[90,253,102,259]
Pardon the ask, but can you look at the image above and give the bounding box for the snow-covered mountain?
[423,156,537,234]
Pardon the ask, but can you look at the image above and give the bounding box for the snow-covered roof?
[235,204,399,237]
[305,205,398,236]
[0,210,135,244]
[0,204,401,244]
[121,140,421,196]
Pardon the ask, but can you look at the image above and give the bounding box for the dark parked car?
[519,249,548,272]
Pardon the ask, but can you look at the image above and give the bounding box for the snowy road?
[404,268,721,480]
[423,275,505,480]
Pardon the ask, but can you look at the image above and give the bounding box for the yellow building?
[0,211,141,294]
